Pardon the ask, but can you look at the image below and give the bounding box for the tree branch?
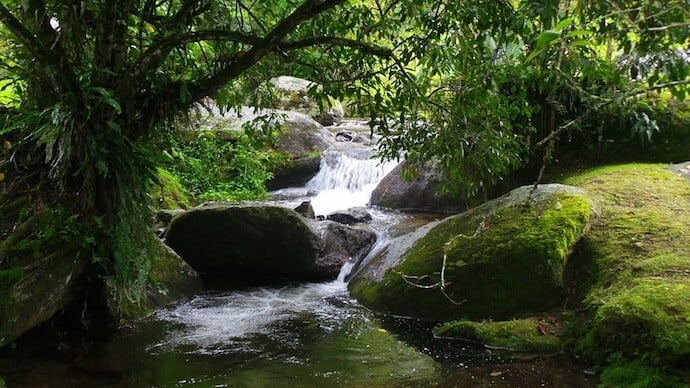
[536,79,690,149]
[0,4,54,75]
[187,0,346,100]
[0,2,82,104]
[128,29,262,86]
[279,36,392,57]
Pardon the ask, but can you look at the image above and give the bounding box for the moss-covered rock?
[115,238,203,320]
[433,317,562,353]
[559,164,690,383]
[0,245,90,349]
[599,360,686,388]
[349,184,595,321]
[164,204,378,286]
[151,168,191,210]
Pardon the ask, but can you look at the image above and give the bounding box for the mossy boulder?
[559,164,690,382]
[0,246,90,348]
[433,317,561,353]
[151,168,191,210]
[116,238,203,319]
[349,184,595,321]
[165,204,322,286]
[164,204,376,286]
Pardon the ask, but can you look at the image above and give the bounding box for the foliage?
[0,0,409,325]
[599,361,685,388]
[370,0,690,196]
[165,130,278,202]
[0,0,688,333]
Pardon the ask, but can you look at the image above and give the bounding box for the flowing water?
[305,149,397,215]
[0,147,598,387]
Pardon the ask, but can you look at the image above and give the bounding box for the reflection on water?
[0,280,597,387]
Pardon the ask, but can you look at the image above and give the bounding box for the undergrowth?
[163,130,282,202]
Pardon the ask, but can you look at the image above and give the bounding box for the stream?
[0,139,598,387]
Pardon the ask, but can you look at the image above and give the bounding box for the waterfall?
[306,149,397,215]
[336,260,356,283]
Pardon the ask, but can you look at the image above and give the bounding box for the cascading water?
[0,125,597,387]
[305,149,397,215]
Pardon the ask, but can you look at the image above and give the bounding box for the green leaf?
[535,30,561,48]
[555,17,574,30]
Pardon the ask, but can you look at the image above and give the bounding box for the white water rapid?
[305,149,397,215]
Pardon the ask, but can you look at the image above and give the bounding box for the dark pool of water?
[0,281,598,387]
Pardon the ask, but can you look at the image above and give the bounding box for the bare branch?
[645,22,690,32]
[280,36,392,57]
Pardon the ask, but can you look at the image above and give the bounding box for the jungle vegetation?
[0,0,688,340]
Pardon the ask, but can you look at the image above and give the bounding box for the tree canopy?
[0,0,689,323]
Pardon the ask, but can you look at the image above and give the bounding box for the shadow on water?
[377,315,599,387]
[0,282,597,387]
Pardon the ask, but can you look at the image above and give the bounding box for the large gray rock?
[369,161,466,214]
[273,112,331,158]
[0,249,89,348]
[165,205,320,285]
[164,204,377,286]
[315,222,377,279]
[266,112,332,190]
[269,76,344,125]
[327,207,373,225]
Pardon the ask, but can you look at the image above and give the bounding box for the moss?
[351,186,593,321]
[559,164,690,383]
[152,168,192,210]
[599,361,685,388]
[433,317,562,353]
[0,268,22,335]
[587,280,690,364]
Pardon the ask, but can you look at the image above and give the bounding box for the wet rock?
[314,111,342,127]
[369,161,467,214]
[350,184,595,321]
[315,222,377,280]
[269,188,318,201]
[335,130,366,143]
[294,201,316,219]
[165,204,323,286]
[267,155,322,190]
[327,207,373,225]
[164,204,374,286]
